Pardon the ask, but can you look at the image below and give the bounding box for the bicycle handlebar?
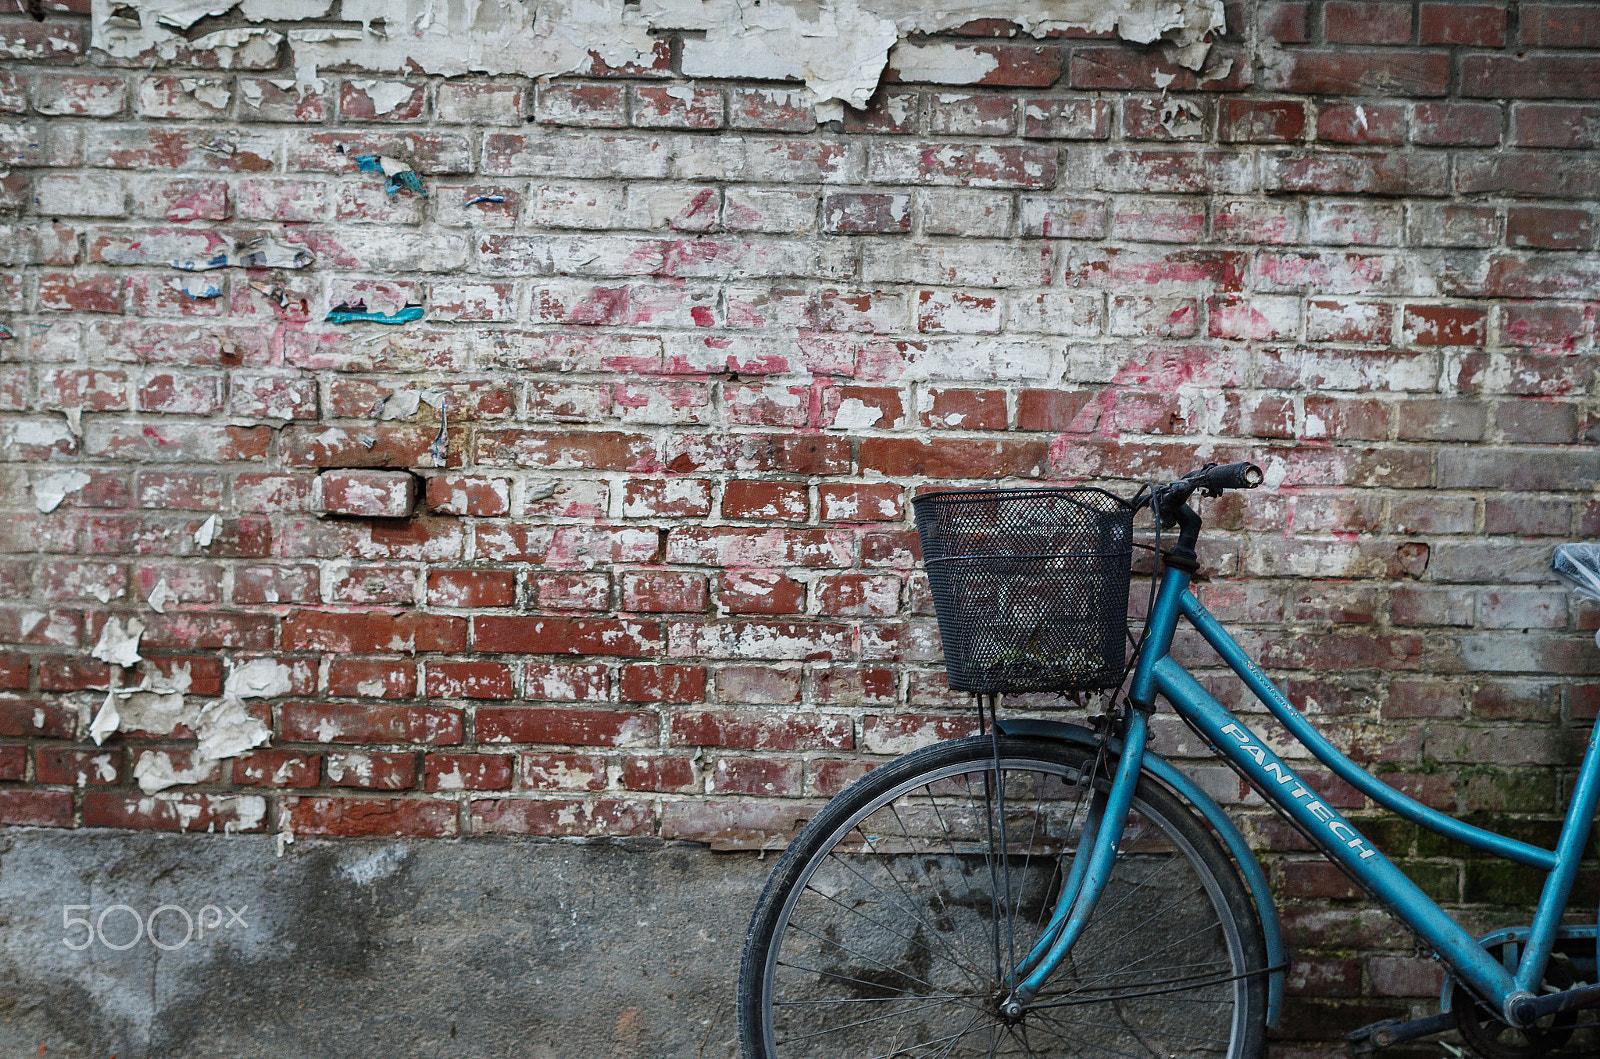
[1134,462,1264,526]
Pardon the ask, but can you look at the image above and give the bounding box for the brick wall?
[3,0,1600,1046]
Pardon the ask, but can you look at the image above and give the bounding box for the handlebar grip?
[1206,462,1264,490]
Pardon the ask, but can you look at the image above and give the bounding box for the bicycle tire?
[738,735,1269,1059]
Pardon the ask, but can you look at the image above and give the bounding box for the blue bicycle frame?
[1006,558,1600,1030]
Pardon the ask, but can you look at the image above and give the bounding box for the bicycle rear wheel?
[738,735,1268,1059]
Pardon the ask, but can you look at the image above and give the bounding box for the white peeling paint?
[888,42,1000,85]
[32,470,91,513]
[146,578,176,614]
[194,695,274,760]
[350,79,415,115]
[833,398,883,429]
[225,658,295,700]
[91,616,146,668]
[1262,455,1289,491]
[194,514,220,547]
[99,0,1222,109]
[89,690,121,746]
[133,749,211,794]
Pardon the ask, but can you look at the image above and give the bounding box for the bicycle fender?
[995,717,1287,1029]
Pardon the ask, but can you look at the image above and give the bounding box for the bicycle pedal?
[1344,1011,1455,1053]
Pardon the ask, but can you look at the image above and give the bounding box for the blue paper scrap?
[325,300,426,325]
[353,155,428,196]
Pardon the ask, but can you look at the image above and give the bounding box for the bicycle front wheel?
[738,735,1268,1059]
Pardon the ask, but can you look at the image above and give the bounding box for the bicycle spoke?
[804,865,989,986]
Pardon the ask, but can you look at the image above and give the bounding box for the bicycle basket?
[913,487,1134,695]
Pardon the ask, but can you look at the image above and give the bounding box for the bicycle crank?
[1450,944,1577,1059]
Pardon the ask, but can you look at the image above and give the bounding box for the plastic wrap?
[1551,544,1600,648]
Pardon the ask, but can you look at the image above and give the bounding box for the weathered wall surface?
[2,0,1600,1049]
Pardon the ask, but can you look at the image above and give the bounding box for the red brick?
[315,470,417,518]
[287,796,457,838]
[326,751,415,789]
[818,483,903,522]
[478,614,658,663]
[817,574,901,617]
[523,663,609,701]
[425,475,511,516]
[1261,1,1311,42]
[477,707,655,746]
[620,754,697,792]
[38,272,123,314]
[822,193,910,234]
[517,752,607,791]
[427,569,517,608]
[727,87,815,132]
[535,82,626,126]
[283,611,466,653]
[533,572,610,611]
[84,792,263,832]
[1264,51,1450,96]
[0,745,22,782]
[1461,54,1600,99]
[670,710,852,751]
[622,479,712,518]
[1419,2,1506,45]
[1325,2,1413,43]
[37,746,121,785]
[712,756,801,797]
[1401,305,1487,346]
[1411,102,1500,147]
[282,702,461,744]
[632,85,723,129]
[719,571,806,615]
[618,665,703,703]
[715,666,803,704]
[339,80,425,122]
[471,797,651,837]
[1522,3,1600,47]
[0,790,73,827]
[326,659,417,699]
[0,20,83,63]
[1020,97,1111,139]
[1317,103,1406,145]
[427,661,515,700]
[722,481,808,521]
[0,652,26,690]
[859,437,1047,478]
[621,571,708,613]
[1507,207,1593,250]
[235,749,320,788]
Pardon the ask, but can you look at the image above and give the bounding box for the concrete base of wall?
[0,830,770,1058]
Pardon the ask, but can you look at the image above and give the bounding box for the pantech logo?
[1221,723,1378,861]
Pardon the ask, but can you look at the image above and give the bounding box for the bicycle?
[737,461,1600,1059]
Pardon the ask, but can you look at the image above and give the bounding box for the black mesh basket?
[913,487,1135,695]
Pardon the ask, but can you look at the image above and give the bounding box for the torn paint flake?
[350,80,415,116]
[194,514,220,547]
[91,616,146,669]
[195,696,273,760]
[224,658,294,700]
[89,690,120,746]
[31,470,91,513]
[146,578,176,614]
[133,750,212,795]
